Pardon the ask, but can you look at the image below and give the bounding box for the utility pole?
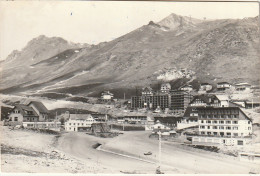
[156,131,162,174]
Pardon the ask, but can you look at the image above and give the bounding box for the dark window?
[233,121,238,124]
[237,140,243,145]
[14,117,18,121]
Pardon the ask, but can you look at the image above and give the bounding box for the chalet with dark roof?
[28,101,49,121]
[189,94,221,107]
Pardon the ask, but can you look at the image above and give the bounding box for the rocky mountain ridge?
[0,13,259,97]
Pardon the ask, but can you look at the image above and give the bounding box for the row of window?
[68,122,94,126]
[200,125,251,130]
[201,120,239,124]
[200,131,242,136]
[200,114,238,119]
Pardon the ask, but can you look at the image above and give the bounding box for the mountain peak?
[157,13,202,30]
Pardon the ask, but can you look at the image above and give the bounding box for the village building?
[177,107,199,130]
[216,82,232,91]
[170,90,193,114]
[152,120,171,131]
[177,94,229,130]
[199,83,213,92]
[154,116,182,128]
[244,97,260,109]
[235,83,251,92]
[160,83,171,93]
[22,121,61,131]
[131,94,170,110]
[142,86,154,96]
[91,113,110,122]
[117,116,147,124]
[192,107,252,146]
[189,94,222,107]
[179,84,193,92]
[8,104,39,125]
[215,94,230,107]
[101,91,114,101]
[28,101,50,121]
[8,101,60,129]
[65,114,96,132]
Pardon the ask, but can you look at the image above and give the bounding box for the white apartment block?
[192,107,252,146]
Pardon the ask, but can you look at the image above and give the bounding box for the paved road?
[57,132,161,174]
[57,131,260,174]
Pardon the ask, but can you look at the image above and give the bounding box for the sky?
[0,1,259,60]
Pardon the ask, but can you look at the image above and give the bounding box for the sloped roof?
[28,101,49,113]
[183,107,198,119]
[180,84,193,88]
[235,82,251,86]
[245,97,260,104]
[196,107,251,121]
[161,83,171,88]
[102,91,114,95]
[14,104,38,117]
[200,83,211,86]
[215,94,229,101]
[69,114,93,120]
[142,86,153,92]
[154,116,181,124]
[190,94,219,105]
[217,82,230,85]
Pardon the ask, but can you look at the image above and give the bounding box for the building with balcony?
[217,82,232,91]
[192,107,252,146]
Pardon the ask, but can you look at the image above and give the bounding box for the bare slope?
[0,14,259,96]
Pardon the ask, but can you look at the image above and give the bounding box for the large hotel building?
[192,107,252,146]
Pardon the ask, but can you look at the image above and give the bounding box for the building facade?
[101,91,114,100]
[170,90,193,114]
[65,114,96,132]
[28,101,50,121]
[217,82,232,91]
[199,83,213,92]
[235,83,251,92]
[8,104,39,125]
[160,83,171,93]
[131,94,170,110]
[141,86,154,96]
[192,107,252,146]
[180,85,193,92]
